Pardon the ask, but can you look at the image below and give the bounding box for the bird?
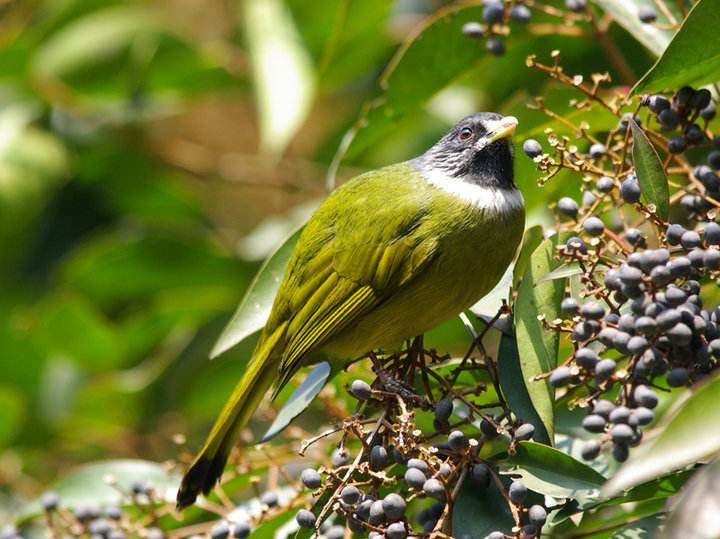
[176,112,525,509]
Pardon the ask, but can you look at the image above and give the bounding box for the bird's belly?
[321,212,522,360]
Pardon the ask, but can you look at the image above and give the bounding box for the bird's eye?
[458,127,473,140]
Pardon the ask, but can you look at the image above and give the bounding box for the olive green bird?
[176,113,525,509]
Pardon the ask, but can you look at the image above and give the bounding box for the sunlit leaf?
[594,0,678,57]
[630,119,669,221]
[550,497,666,537]
[504,441,606,499]
[602,371,720,496]
[243,0,315,154]
[32,5,161,79]
[536,262,583,285]
[632,0,720,94]
[513,225,544,289]
[260,362,331,442]
[211,227,302,359]
[514,235,565,443]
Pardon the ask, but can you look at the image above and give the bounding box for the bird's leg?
[370,351,430,410]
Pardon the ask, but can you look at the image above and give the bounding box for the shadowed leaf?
[260,362,331,442]
[498,333,551,445]
[631,119,669,220]
[452,477,514,538]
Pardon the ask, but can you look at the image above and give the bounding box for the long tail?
[176,324,286,509]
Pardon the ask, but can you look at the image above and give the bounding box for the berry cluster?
[291,357,552,539]
[643,86,715,156]
[520,75,719,464]
[12,482,174,539]
[461,0,534,57]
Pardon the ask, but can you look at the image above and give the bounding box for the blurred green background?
[0,0,659,515]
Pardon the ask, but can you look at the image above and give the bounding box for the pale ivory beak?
[485,115,519,144]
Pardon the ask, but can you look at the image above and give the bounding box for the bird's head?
[414,112,518,190]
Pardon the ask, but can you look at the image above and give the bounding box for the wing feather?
[264,165,440,395]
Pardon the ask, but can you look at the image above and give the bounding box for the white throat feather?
[420,168,524,214]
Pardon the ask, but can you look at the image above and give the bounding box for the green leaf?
[31,5,161,79]
[60,233,250,308]
[597,470,692,508]
[608,514,665,538]
[594,0,678,56]
[551,497,666,538]
[452,477,514,538]
[512,225,544,289]
[340,4,485,161]
[630,119,669,220]
[536,262,584,285]
[498,333,551,445]
[658,459,720,539]
[632,0,720,94]
[211,227,302,358]
[602,371,720,496]
[260,362,331,442]
[18,460,179,521]
[504,441,606,499]
[243,0,315,155]
[513,235,565,443]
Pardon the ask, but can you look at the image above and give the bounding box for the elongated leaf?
[243,0,315,154]
[504,441,606,499]
[32,6,161,79]
[594,0,677,56]
[211,227,302,359]
[659,459,720,539]
[632,0,720,94]
[536,263,583,285]
[602,371,720,496]
[260,362,331,442]
[512,225,544,289]
[498,333,551,445]
[18,460,178,521]
[631,119,669,220]
[514,236,565,443]
[552,497,667,538]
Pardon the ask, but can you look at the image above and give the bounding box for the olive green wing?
[274,235,438,394]
[268,167,439,394]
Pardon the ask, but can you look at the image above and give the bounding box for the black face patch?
[412,112,515,190]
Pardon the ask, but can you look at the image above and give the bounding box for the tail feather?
[176,324,286,509]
